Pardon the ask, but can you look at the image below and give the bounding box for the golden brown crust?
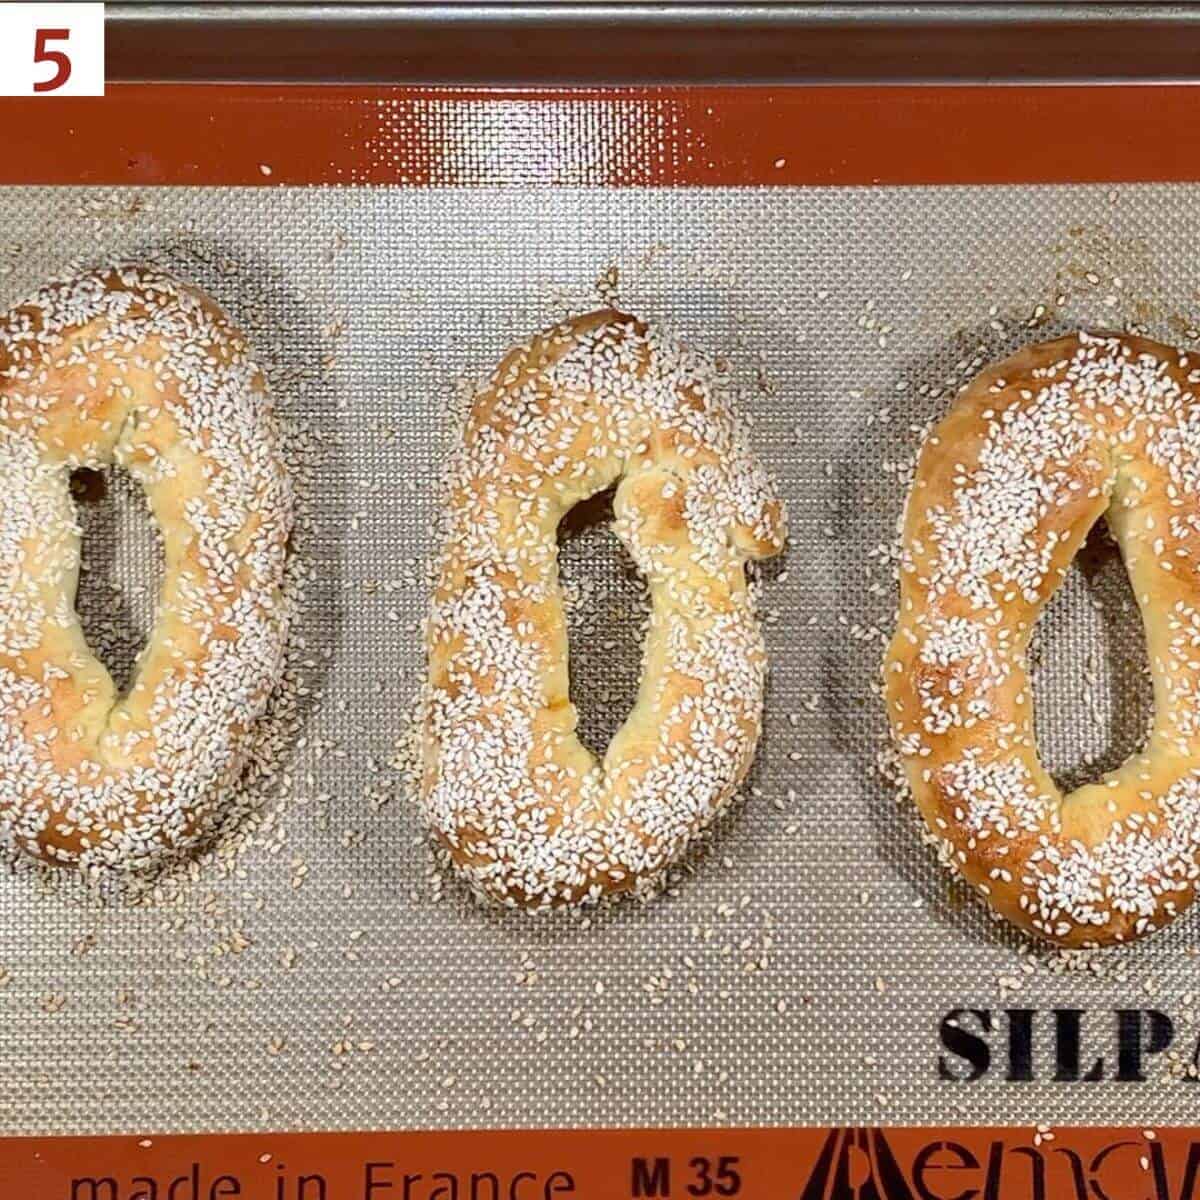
[421,312,786,907]
[886,331,1200,946]
[0,265,291,871]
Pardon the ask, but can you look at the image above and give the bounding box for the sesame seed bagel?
[0,265,291,871]
[886,331,1200,947]
[421,311,786,908]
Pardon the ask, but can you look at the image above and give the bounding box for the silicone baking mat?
[7,82,1200,1161]
[3,174,1200,1137]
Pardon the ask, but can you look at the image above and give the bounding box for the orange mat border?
[0,1125,1191,1197]
[7,83,1200,187]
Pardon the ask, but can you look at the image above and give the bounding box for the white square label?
[0,4,104,96]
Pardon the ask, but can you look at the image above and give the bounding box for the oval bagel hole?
[1030,517,1154,794]
[71,465,164,695]
[558,484,651,759]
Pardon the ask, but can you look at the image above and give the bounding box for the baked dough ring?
[0,265,291,871]
[887,331,1200,947]
[421,311,786,907]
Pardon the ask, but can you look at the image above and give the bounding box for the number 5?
[33,28,72,93]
